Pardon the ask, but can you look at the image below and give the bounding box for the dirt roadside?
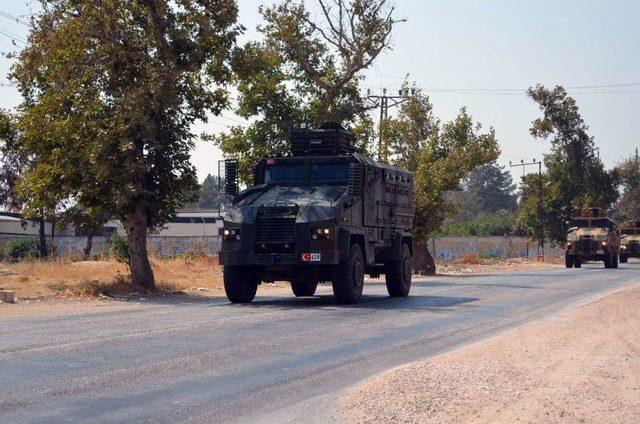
[343,284,640,424]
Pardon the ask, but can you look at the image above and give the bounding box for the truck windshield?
[310,163,349,183]
[570,218,611,228]
[264,164,305,184]
[622,229,640,235]
[264,162,349,185]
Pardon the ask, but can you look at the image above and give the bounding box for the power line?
[0,29,26,46]
[0,10,29,26]
[364,81,640,96]
[218,114,248,125]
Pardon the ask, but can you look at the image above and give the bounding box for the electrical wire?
[0,10,29,26]
[0,29,26,46]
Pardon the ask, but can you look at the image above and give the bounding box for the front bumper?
[566,240,611,260]
[220,249,340,266]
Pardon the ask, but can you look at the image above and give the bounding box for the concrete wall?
[0,233,221,258]
[413,236,564,264]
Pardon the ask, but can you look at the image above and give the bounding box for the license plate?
[596,249,604,254]
[301,252,321,262]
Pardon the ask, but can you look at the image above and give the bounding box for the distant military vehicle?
[619,220,640,263]
[565,207,620,269]
[218,122,414,304]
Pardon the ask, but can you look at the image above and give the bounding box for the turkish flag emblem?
[301,253,311,262]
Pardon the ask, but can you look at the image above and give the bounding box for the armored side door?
[363,166,380,227]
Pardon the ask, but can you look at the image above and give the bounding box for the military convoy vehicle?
[619,220,640,263]
[565,207,620,269]
[218,123,414,304]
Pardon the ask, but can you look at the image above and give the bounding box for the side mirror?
[348,163,365,196]
[221,159,238,197]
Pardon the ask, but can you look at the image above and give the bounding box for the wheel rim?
[353,261,364,288]
[403,258,412,283]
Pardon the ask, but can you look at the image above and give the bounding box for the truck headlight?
[222,228,240,241]
[311,227,332,240]
[601,241,607,246]
[622,245,627,250]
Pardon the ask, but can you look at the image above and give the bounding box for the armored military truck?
[565,207,620,269]
[619,220,640,263]
[218,122,414,304]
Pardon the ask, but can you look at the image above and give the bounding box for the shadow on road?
[244,293,480,311]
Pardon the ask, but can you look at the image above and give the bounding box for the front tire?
[224,265,259,303]
[612,253,619,268]
[565,253,574,268]
[574,260,582,268]
[332,243,365,304]
[620,254,628,263]
[291,279,318,297]
[385,244,412,297]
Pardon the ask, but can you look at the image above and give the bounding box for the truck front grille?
[256,216,296,243]
[576,238,598,253]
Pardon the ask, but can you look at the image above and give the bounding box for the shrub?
[441,210,517,237]
[3,238,43,261]
[106,233,129,263]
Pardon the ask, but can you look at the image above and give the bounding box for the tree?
[215,0,402,183]
[0,110,28,211]
[384,87,500,273]
[614,149,640,221]
[464,161,517,213]
[10,0,240,288]
[199,174,223,209]
[517,85,618,243]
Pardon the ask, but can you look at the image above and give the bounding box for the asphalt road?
[2,263,639,423]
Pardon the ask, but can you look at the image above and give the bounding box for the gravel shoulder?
[343,283,640,423]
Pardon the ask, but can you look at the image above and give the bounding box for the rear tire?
[224,265,259,303]
[565,254,574,268]
[332,243,365,304]
[613,254,619,268]
[291,279,318,297]
[385,244,412,297]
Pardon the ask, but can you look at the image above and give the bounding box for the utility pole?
[510,159,545,261]
[366,87,415,162]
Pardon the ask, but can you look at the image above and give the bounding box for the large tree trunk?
[83,234,93,260]
[123,205,155,289]
[50,214,56,256]
[38,217,47,257]
[422,242,437,275]
[413,241,437,275]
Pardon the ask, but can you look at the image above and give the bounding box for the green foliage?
[613,150,640,221]
[0,110,28,211]
[440,210,517,237]
[384,86,500,241]
[3,238,42,261]
[517,85,619,243]
[106,233,129,263]
[464,161,517,213]
[199,174,222,209]
[9,0,240,287]
[214,0,401,183]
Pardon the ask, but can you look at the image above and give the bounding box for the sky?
[1,0,639,183]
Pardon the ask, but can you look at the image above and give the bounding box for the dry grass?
[457,252,482,265]
[0,254,223,300]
